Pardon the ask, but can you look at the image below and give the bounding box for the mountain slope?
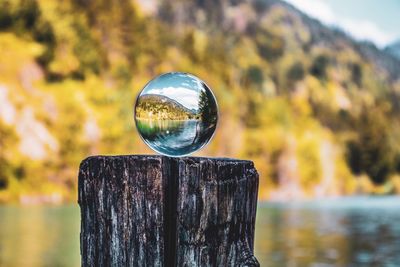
[385,40,400,60]
[153,0,400,81]
[135,94,196,120]
[1,0,400,202]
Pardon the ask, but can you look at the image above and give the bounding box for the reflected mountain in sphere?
[134,72,218,156]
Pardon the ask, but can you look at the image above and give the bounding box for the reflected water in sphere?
[134,72,218,157]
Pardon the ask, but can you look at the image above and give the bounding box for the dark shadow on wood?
[163,157,178,266]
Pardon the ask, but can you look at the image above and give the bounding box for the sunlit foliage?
[1,0,400,202]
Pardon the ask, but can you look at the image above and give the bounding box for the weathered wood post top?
[78,155,260,266]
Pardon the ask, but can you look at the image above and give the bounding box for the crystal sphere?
[134,72,218,157]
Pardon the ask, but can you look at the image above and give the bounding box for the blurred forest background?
[1,0,400,203]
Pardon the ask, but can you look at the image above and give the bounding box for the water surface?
[1,197,400,266]
[136,119,215,156]
[0,205,80,267]
[255,197,400,266]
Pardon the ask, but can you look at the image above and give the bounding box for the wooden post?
[78,155,259,266]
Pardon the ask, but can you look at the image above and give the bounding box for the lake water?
[136,119,216,156]
[0,205,80,267]
[255,197,400,267]
[1,197,400,266]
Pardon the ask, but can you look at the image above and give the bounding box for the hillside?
[135,94,196,120]
[385,40,400,60]
[0,0,400,202]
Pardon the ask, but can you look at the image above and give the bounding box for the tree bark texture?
[78,155,259,267]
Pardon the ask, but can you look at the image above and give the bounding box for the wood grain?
[78,155,259,267]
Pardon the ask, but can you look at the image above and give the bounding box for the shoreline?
[136,118,201,122]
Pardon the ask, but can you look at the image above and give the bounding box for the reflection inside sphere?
[134,72,218,157]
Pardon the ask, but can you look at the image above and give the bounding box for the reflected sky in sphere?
[134,72,218,157]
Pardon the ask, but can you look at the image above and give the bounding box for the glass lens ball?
[134,72,218,157]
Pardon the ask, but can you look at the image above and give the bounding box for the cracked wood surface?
[78,155,259,267]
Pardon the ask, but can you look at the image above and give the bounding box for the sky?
[284,0,400,48]
[145,86,200,110]
[143,73,203,110]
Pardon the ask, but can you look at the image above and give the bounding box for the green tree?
[310,54,330,80]
[346,106,394,184]
[0,122,18,190]
[198,89,217,124]
[287,62,305,84]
